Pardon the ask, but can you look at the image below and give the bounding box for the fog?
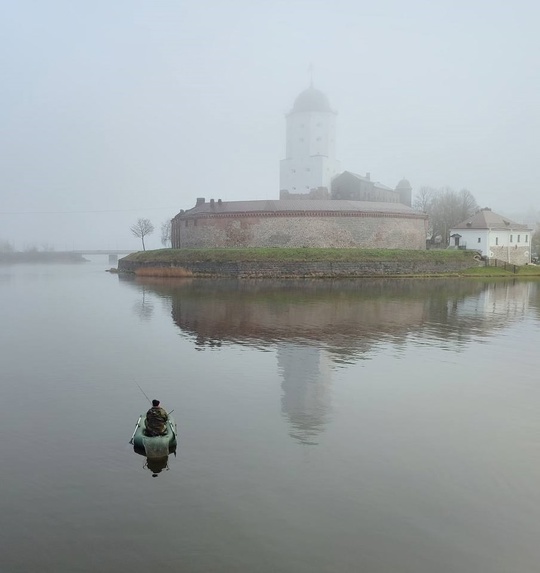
[1,0,539,251]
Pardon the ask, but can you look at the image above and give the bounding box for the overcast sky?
[1,0,539,250]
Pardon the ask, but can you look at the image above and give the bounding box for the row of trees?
[413,187,478,245]
[130,218,171,251]
[413,187,540,256]
[0,241,56,253]
[532,223,540,256]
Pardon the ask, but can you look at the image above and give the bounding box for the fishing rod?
[136,382,152,403]
[136,383,174,415]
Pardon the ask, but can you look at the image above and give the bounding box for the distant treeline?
[0,252,88,264]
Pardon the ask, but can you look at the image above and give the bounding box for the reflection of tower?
[278,345,332,445]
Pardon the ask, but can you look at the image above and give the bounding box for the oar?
[129,415,142,444]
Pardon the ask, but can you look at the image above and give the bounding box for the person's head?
[152,399,160,407]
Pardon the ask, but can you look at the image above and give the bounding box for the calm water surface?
[1,260,540,573]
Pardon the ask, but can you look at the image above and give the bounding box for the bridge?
[62,250,138,263]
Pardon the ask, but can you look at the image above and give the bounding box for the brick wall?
[173,212,427,250]
[489,245,531,265]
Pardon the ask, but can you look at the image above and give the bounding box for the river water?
[1,260,540,573]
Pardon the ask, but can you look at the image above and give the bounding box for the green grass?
[123,247,479,264]
[122,248,540,277]
[453,266,540,277]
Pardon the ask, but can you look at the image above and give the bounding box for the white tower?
[280,85,341,197]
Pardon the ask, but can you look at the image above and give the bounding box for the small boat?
[130,414,177,456]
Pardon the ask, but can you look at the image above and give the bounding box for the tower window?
[510,235,513,242]
[495,237,499,245]
[518,235,521,242]
[477,237,481,243]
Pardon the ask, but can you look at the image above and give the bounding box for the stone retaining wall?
[118,258,480,278]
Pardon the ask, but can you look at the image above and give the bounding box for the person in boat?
[145,399,168,437]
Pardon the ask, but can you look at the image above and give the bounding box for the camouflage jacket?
[145,406,168,435]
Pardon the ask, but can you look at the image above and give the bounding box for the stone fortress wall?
[172,208,427,250]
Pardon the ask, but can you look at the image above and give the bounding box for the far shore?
[0,252,88,264]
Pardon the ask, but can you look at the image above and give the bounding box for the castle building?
[171,85,426,250]
[279,85,341,198]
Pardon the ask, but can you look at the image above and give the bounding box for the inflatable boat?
[130,414,177,456]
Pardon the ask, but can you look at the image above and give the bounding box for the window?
[495,237,499,245]
[517,235,521,243]
[477,237,481,243]
[510,235,513,243]
[526,235,529,243]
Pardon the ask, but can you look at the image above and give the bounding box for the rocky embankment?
[118,249,482,278]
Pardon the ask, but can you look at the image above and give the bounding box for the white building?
[279,85,341,198]
[450,208,532,265]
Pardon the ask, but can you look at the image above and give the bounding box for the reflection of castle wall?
[278,346,332,445]
[168,280,430,353]
[132,278,535,358]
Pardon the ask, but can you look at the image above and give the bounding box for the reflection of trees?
[131,286,154,321]
[529,281,540,318]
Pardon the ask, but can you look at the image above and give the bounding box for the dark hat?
[152,399,160,407]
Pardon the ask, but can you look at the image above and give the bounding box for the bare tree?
[412,186,435,213]
[414,186,478,246]
[0,240,15,253]
[458,189,477,222]
[130,218,154,251]
[532,222,540,258]
[160,219,172,247]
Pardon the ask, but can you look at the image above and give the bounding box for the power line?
[0,207,178,215]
